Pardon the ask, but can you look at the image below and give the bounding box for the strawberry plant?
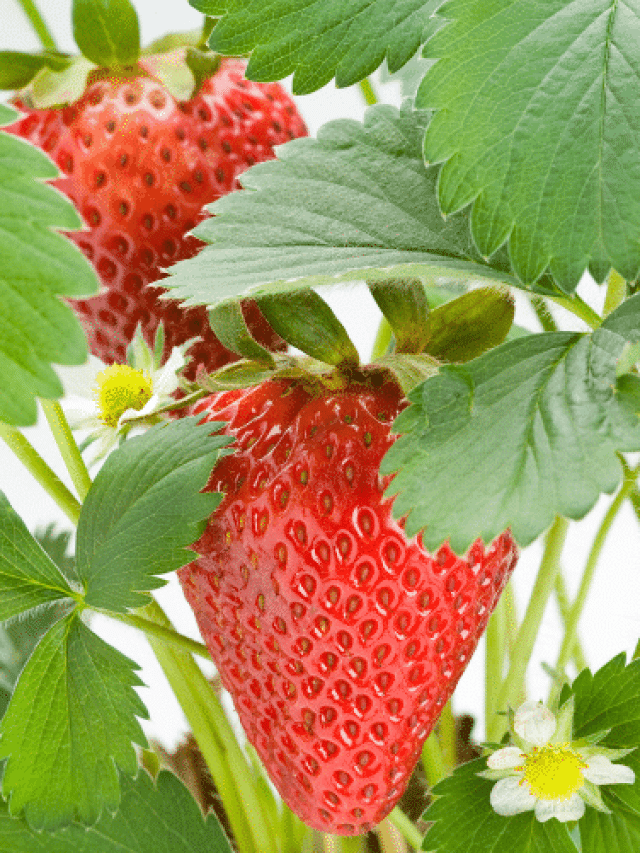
[0,0,639,852]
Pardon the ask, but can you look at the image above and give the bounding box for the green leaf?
[0,611,148,830]
[381,294,640,552]
[418,0,640,290]
[72,0,140,67]
[0,769,234,852]
[164,102,521,314]
[422,286,515,362]
[572,654,640,746]
[0,108,98,426]
[77,418,230,613]
[0,492,77,621]
[580,807,640,853]
[194,0,439,94]
[421,757,577,853]
[0,51,71,91]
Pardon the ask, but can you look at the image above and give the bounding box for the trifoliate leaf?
[193,0,439,93]
[381,294,640,551]
[0,611,148,830]
[72,0,140,67]
[0,769,233,852]
[77,418,231,612]
[421,757,577,853]
[0,107,98,426]
[0,492,77,621]
[164,102,525,314]
[418,0,640,290]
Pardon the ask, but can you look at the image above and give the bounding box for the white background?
[1,0,639,755]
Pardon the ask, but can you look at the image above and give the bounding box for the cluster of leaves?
[421,653,640,853]
[0,417,232,843]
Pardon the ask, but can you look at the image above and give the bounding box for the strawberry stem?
[377,817,409,853]
[358,77,378,106]
[41,399,92,501]
[15,0,58,50]
[421,730,446,787]
[490,515,570,740]
[387,806,423,850]
[142,598,273,853]
[438,700,457,772]
[554,572,588,673]
[93,608,214,661]
[485,591,507,736]
[548,461,640,708]
[547,292,602,329]
[0,422,81,525]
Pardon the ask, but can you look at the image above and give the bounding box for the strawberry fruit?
[178,374,518,834]
[5,57,306,378]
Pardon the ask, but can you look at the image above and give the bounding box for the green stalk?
[491,516,569,739]
[377,817,408,853]
[548,465,639,708]
[0,422,81,524]
[41,399,92,501]
[142,599,270,853]
[387,806,422,851]
[323,835,341,853]
[370,316,393,360]
[603,269,627,317]
[93,608,213,661]
[421,730,446,787]
[358,77,378,106]
[547,293,601,329]
[530,295,558,332]
[198,15,217,49]
[485,592,507,737]
[15,0,57,50]
[553,572,588,673]
[438,700,456,772]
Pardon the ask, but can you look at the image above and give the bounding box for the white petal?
[119,395,161,425]
[86,426,118,465]
[583,755,636,786]
[152,349,185,396]
[490,777,536,816]
[64,398,100,430]
[534,794,585,823]
[514,701,556,746]
[488,747,526,770]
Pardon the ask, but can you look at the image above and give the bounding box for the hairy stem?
[92,607,213,660]
[553,572,588,673]
[491,516,569,738]
[377,817,408,853]
[387,806,422,851]
[548,465,639,708]
[15,0,57,50]
[0,422,81,524]
[41,399,92,501]
[485,591,507,737]
[530,294,558,332]
[142,599,271,853]
[358,77,378,106]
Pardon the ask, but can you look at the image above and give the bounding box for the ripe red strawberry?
[5,56,307,378]
[178,375,518,834]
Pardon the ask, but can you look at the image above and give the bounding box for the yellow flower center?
[520,745,587,801]
[94,365,153,427]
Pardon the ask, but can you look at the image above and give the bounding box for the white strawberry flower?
[66,325,195,464]
[479,698,635,823]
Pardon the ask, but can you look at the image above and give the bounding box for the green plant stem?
[15,0,57,50]
[603,269,627,317]
[547,293,601,329]
[387,806,422,851]
[439,699,456,772]
[548,465,640,708]
[370,316,393,360]
[553,572,587,673]
[0,422,81,524]
[93,608,213,661]
[377,817,408,853]
[421,730,446,787]
[198,15,217,48]
[491,516,569,739]
[323,835,341,853]
[530,295,558,332]
[358,77,378,105]
[141,599,269,853]
[485,591,507,737]
[41,399,92,501]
